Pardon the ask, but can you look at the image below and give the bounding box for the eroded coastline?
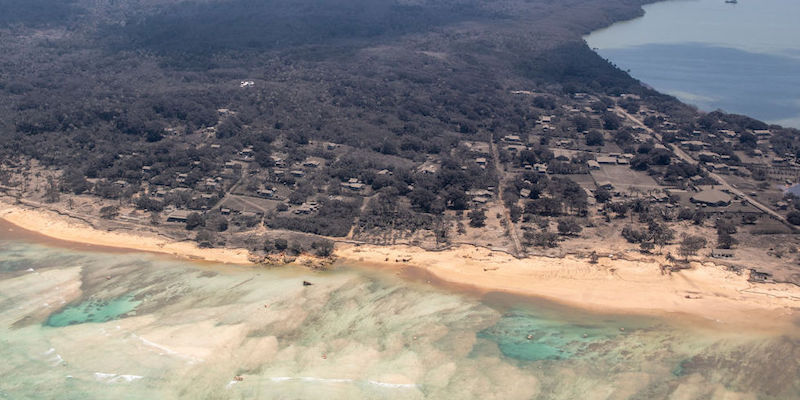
[3,199,799,329]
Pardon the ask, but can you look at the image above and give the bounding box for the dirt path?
[490,134,524,257]
[346,194,374,239]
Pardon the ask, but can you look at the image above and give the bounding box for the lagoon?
[586,0,800,128]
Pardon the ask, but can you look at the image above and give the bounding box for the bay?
[586,0,800,128]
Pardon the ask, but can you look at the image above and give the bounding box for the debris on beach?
[302,280,313,286]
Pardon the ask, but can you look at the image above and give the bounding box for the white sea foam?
[366,380,418,389]
[49,354,64,366]
[132,334,204,363]
[266,376,416,389]
[94,372,143,383]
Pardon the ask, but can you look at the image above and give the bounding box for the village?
[2,88,800,284]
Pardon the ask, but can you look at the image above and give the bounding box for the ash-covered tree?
[311,239,335,257]
[787,211,800,225]
[99,205,119,219]
[557,218,582,236]
[468,208,486,228]
[679,235,707,260]
[585,130,604,146]
[185,212,204,230]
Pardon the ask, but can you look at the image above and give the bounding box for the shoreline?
[336,243,800,329]
[0,201,252,265]
[2,200,799,328]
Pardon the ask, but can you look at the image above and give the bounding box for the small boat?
[724,0,738,4]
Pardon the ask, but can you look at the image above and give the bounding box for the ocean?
[585,0,800,129]
[1,224,798,399]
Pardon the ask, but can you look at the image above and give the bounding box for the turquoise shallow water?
[45,294,141,327]
[586,0,800,128]
[0,236,798,399]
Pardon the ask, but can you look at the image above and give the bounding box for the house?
[708,163,729,173]
[596,156,617,164]
[417,163,439,174]
[505,144,527,153]
[710,249,734,258]
[302,159,322,169]
[294,203,318,215]
[475,157,487,166]
[753,129,771,137]
[467,189,492,204]
[595,179,613,190]
[466,189,492,197]
[748,269,773,283]
[166,210,192,223]
[520,188,532,198]
[271,156,287,167]
[290,170,306,178]
[587,160,601,170]
[680,140,707,151]
[503,135,523,144]
[690,188,732,207]
[534,163,548,173]
[257,189,275,198]
[341,178,365,191]
[650,192,669,203]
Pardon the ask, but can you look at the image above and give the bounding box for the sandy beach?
[2,200,799,326]
[0,201,252,265]
[337,243,800,327]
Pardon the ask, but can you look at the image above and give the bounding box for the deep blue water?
[600,43,800,125]
[586,0,800,128]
